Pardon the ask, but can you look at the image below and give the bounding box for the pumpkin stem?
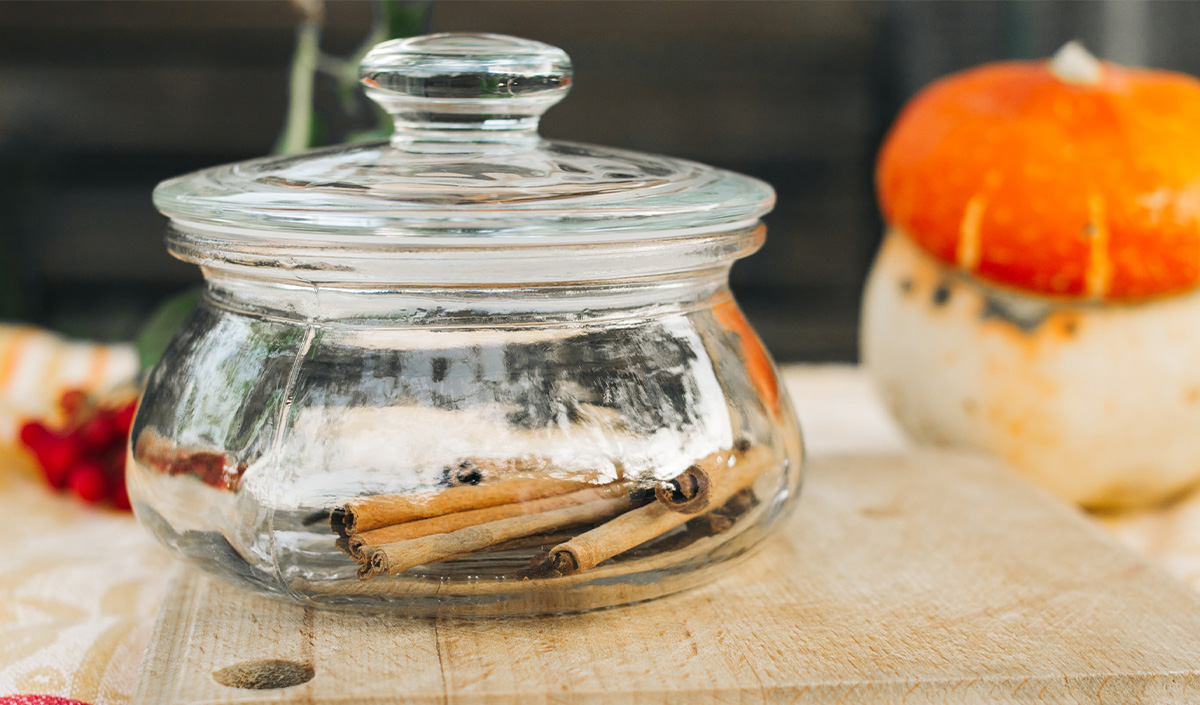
[1050,41,1103,86]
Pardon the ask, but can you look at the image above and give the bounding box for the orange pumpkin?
[877,43,1200,300]
[864,45,1200,509]
[713,298,780,416]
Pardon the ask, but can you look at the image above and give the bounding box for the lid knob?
[360,33,572,148]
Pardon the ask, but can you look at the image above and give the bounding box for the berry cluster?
[17,390,136,511]
[0,696,93,705]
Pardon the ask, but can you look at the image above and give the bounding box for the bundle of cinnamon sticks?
[331,439,772,580]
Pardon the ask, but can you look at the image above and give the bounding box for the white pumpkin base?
[862,230,1200,509]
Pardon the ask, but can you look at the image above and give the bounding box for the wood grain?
[132,449,1200,704]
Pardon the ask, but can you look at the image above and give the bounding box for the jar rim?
[153,140,775,244]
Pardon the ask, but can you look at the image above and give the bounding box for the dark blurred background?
[0,0,1191,362]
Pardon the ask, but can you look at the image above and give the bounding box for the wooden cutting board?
[131,449,1200,704]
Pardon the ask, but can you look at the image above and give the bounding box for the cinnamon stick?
[655,463,713,514]
[346,481,634,558]
[479,531,583,554]
[694,486,758,534]
[333,475,596,536]
[532,444,773,576]
[440,456,555,487]
[528,486,762,576]
[358,493,642,579]
[656,437,753,514]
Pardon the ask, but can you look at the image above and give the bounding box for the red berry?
[36,434,81,487]
[103,444,127,476]
[18,421,50,450]
[42,463,71,490]
[171,451,228,487]
[111,477,131,511]
[68,461,109,503]
[0,695,94,705]
[80,412,118,451]
[114,401,137,434]
[59,389,87,417]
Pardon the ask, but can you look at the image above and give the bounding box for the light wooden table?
[135,449,1200,704]
[4,365,1200,705]
[133,369,1200,704]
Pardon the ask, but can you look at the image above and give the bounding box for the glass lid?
[153,33,775,247]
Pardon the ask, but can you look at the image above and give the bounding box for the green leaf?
[479,76,502,95]
[136,288,202,371]
[381,0,431,40]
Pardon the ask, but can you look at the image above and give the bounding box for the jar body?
[129,273,802,614]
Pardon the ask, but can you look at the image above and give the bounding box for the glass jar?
[131,33,803,615]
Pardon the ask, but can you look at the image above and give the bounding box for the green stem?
[275,19,322,155]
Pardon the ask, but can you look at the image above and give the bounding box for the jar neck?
[166,223,766,290]
[202,268,732,327]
